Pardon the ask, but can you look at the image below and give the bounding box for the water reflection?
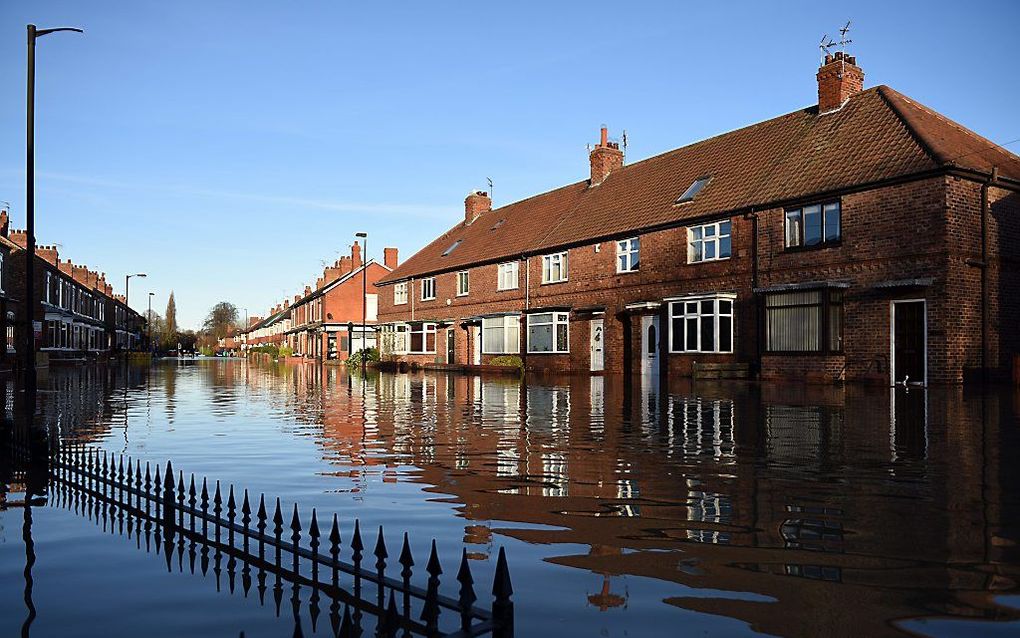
[2,360,1020,637]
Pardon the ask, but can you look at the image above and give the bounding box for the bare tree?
[204,301,239,340]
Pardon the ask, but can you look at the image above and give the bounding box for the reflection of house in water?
[225,363,1020,636]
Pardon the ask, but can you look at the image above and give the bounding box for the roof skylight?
[442,239,462,257]
[676,176,711,204]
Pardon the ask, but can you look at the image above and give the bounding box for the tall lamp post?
[125,272,146,308]
[24,24,83,383]
[355,232,368,370]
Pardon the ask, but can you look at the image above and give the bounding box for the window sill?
[668,351,734,355]
[526,350,570,355]
[615,269,639,275]
[540,280,568,286]
[687,256,731,266]
[783,241,842,254]
[420,298,436,302]
[763,350,844,356]
[496,287,519,293]
[456,293,469,297]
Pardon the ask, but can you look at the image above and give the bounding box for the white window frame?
[541,252,568,284]
[420,277,436,301]
[408,322,437,354]
[457,271,470,297]
[393,282,408,305]
[688,220,732,263]
[497,262,519,291]
[668,294,735,354]
[481,315,520,354]
[380,324,409,354]
[616,237,640,273]
[527,312,570,354]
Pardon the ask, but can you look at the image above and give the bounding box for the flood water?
[1,359,1019,637]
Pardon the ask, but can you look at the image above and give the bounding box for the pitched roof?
[381,85,1020,284]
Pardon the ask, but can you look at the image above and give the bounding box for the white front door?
[641,315,660,375]
[589,319,604,372]
[472,326,482,365]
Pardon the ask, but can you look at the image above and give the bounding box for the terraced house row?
[374,52,1020,385]
[0,210,146,370]
[238,241,399,362]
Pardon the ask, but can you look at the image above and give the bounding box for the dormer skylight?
[676,176,711,204]
[490,219,506,231]
[442,239,462,257]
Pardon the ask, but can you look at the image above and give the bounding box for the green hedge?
[488,355,523,369]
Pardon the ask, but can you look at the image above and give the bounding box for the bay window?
[688,220,731,263]
[617,237,640,272]
[380,324,409,354]
[764,289,843,353]
[542,252,568,284]
[408,322,437,354]
[393,282,408,305]
[497,262,519,291]
[669,295,735,353]
[482,315,520,354]
[527,312,569,353]
[785,201,840,248]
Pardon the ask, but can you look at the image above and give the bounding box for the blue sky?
[1,1,1017,329]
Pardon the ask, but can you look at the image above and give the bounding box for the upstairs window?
[785,202,840,248]
[616,237,640,273]
[542,252,568,284]
[420,277,436,301]
[688,220,732,263]
[394,282,408,305]
[457,271,470,296]
[497,262,519,291]
[676,176,711,204]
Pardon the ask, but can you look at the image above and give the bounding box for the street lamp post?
[24,23,83,383]
[125,272,146,308]
[355,232,368,370]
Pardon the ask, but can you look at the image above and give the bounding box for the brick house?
[374,52,1020,384]
[282,241,399,362]
[3,217,145,362]
[0,212,21,370]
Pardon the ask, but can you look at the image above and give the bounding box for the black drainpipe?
[979,168,996,381]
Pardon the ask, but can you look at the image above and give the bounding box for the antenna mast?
[487,177,494,208]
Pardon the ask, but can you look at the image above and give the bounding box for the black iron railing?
[45,444,514,637]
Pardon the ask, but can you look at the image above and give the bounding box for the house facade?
[249,241,399,362]
[375,53,1020,385]
[3,217,146,362]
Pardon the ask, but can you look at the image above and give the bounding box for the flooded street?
[2,359,1019,637]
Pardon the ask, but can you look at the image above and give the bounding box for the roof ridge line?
[875,85,945,166]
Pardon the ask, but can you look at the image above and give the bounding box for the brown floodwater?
[1,358,1018,637]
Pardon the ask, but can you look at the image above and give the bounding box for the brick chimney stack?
[9,229,27,249]
[38,245,59,266]
[589,126,623,186]
[383,247,399,269]
[0,210,8,238]
[352,241,363,269]
[817,51,864,112]
[464,191,491,225]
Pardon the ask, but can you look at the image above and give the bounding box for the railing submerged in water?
[43,443,514,637]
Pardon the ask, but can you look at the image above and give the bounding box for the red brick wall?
[377,174,1020,383]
